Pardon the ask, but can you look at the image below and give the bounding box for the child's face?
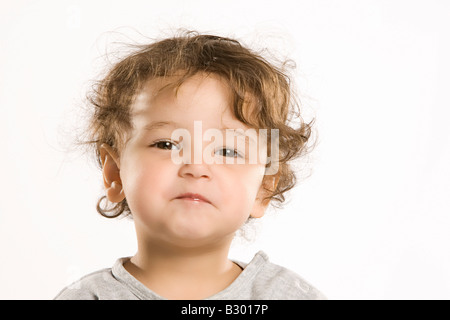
[102,73,275,247]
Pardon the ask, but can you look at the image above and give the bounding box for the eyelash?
[149,140,243,158]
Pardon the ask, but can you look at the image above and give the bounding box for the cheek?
[218,166,264,213]
[121,157,174,213]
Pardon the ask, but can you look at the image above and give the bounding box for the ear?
[99,144,125,203]
[250,173,280,218]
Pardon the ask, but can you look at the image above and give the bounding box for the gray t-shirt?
[55,251,325,300]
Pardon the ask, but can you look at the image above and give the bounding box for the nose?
[178,162,211,179]
[176,135,212,180]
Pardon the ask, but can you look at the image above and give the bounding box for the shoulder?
[54,268,113,300]
[246,251,326,300]
[54,259,137,300]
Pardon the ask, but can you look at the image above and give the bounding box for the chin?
[164,226,235,248]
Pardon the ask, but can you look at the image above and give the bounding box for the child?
[55,31,325,300]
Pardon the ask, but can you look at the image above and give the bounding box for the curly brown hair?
[79,30,316,218]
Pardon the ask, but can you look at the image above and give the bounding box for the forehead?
[130,73,248,130]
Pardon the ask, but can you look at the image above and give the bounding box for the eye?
[216,148,242,158]
[149,140,180,151]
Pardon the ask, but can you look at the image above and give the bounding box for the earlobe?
[250,201,269,219]
[250,173,280,218]
[107,181,126,203]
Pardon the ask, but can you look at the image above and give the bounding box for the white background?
[1,0,449,299]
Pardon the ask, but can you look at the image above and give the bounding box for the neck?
[124,234,242,299]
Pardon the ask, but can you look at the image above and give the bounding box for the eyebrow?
[144,121,179,131]
[144,121,257,142]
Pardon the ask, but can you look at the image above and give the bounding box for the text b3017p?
[225,304,268,315]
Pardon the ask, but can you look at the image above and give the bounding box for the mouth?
[175,193,212,204]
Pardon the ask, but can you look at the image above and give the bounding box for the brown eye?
[150,140,180,151]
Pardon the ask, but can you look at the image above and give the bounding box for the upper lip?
[175,193,211,204]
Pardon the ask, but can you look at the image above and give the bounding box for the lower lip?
[176,198,210,204]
